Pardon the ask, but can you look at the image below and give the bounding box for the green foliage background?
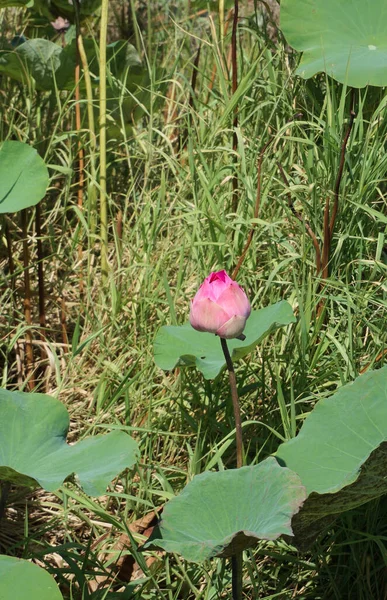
[1,0,387,598]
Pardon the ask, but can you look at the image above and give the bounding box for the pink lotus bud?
[51,17,70,32]
[189,270,251,339]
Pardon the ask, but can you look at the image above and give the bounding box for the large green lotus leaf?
[276,366,387,548]
[0,38,89,91]
[0,37,155,127]
[280,0,387,88]
[0,39,63,90]
[0,36,150,107]
[0,141,49,213]
[0,556,63,600]
[154,301,295,380]
[145,458,306,562]
[0,389,139,495]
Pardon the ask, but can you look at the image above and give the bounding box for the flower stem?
[220,337,243,468]
[0,482,11,520]
[220,337,243,600]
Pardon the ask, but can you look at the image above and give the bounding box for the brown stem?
[189,44,201,111]
[232,138,274,279]
[360,348,387,374]
[329,89,356,236]
[231,1,239,213]
[220,337,243,468]
[277,162,322,275]
[322,90,356,278]
[60,298,69,346]
[317,195,332,317]
[21,210,35,390]
[180,44,201,151]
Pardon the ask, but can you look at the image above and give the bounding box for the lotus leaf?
[0,141,49,213]
[154,301,296,379]
[146,458,306,562]
[276,366,387,547]
[0,555,63,600]
[0,389,139,495]
[280,0,387,87]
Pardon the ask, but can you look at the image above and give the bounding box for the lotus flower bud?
[51,17,70,32]
[189,270,251,339]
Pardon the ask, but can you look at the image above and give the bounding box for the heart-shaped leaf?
[280,0,387,88]
[0,39,63,90]
[276,366,387,548]
[146,458,306,562]
[0,38,96,91]
[0,389,139,495]
[0,141,49,213]
[154,301,295,379]
[0,38,143,90]
[0,555,63,600]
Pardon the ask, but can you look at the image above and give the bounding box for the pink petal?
[208,270,231,284]
[216,315,247,339]
[194,274,222,302]
[216,283,251,319]
[189,298,230,333]
[209,271,234,300]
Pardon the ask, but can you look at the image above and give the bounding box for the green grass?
[1,1,387,598]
